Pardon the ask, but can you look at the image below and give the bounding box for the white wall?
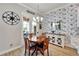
[0,3,27,53]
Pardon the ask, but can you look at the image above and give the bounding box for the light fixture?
[33,3,43,23]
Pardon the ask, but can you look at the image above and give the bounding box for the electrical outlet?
[10,43,13,47]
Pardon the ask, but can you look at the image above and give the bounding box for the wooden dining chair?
[27,39,37,56]
[27,33,37,56]
[37,37,49,56]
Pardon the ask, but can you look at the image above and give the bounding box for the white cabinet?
[46,34,65,48]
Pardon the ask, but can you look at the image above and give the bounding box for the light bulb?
[33,17,36,21]
[41,17,43,21]
[36,16,39,20]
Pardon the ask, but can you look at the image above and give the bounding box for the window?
[23,21,29,35]
[32,19,37,34]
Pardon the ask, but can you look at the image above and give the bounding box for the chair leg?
[42,49,44,56]
[47,49,49,56]
[36,48,38,56]
[31,49,36,56]
[24,48,26,56]
[42,51,44,56]
[39,50,44,56]
[36,51,38,56]
[29,50,30,56]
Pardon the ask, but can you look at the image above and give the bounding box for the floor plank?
[49,44,79,56]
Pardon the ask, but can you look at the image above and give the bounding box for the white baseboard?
[0,45,23,55]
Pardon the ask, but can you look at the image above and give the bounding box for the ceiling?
[23,3,68,15]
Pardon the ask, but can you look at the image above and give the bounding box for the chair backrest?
[38,33,46,42]
[43,38,49,51]
[37,35,49,51]
[27,33,36,49]
[29,33,34,40]
[24,33,31,49]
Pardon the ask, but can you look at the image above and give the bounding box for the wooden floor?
[1,44,79,56]
[24,44,79,56]
[48,44,79,56]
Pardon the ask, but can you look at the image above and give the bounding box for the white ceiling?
[23,3,68,15]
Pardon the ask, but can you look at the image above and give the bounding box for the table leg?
[36,47,38,56]
[31,49,36,56]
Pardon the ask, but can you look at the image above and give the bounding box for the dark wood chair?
[24,38,37,56]
[27,39,37,56]
[26,33,37,56]
[36,37,49,56]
